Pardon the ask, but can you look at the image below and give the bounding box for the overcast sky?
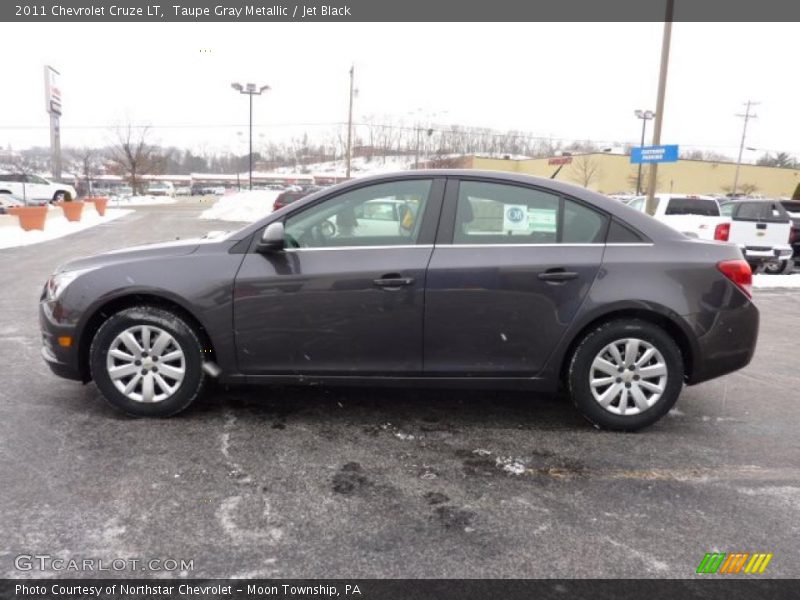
[1,22,797,159]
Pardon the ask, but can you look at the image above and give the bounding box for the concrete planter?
[7,206,48,231]
[57,200,85,222]
[86,196,109,216]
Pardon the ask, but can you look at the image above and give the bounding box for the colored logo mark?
[696,552,773,574]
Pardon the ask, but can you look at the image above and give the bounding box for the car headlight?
[46,268,93,301]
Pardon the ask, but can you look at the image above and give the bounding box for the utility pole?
[414,124,421,169]
[634,109,655,195]
[645,0,674,216]
[345,65,354,179]
[732,100,759,197]
[231,82,270,190]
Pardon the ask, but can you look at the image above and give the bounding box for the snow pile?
[753,273,800,289]
[0,209,132,250]
[111,195,177,206]
[200,190,279,223]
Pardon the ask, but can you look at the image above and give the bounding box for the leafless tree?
[76,148,99,196]
[569,154,602,188]
[107,124,163,194]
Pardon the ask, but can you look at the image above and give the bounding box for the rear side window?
[454,181,608,245]
[607,219,645,243]
[664,198,720,216]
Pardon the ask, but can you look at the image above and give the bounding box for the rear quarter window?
[664,198,720,216]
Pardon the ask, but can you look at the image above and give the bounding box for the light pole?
[231,82,270,190]
[634,109,655,195]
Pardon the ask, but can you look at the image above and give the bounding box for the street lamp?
[231,82,270,190]
[634,109,655,195]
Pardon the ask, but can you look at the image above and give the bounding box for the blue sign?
[630,144,679,164]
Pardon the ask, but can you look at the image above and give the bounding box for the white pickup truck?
[0,173,77,205]
[627,194,730,241]
[720,199,794,273]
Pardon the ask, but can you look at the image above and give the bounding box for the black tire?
[53,191,71,202]
[89,306,206,417]
[763,259,794,275]
[568,319,684,431]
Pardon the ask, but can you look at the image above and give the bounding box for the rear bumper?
[739,244,792,262]
[685,294,759,385]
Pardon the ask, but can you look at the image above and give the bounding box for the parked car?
[115,186,134,199]
[147,182,176,197]
[720,199,794,274]
[0,173,77,205]
[273,187,322,211]
[0,194,25,214]
[627,194,729,241]
[175,186,192,197]
[39,171,759,431]
[776,200,800,271]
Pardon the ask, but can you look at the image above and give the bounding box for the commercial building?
[455,153,800,197]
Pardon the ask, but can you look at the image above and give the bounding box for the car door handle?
[373,276,415,288]
[537,269,579,282]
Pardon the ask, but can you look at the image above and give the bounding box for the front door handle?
[538,269,579,282]
[373,276,415,288]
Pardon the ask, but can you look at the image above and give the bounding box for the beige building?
[457,154,800,198]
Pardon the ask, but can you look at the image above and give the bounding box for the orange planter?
[87,196,109,216]
[58,200,85,222]
[8,206,48,231]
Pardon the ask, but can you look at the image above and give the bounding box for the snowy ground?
[199,190,279,222]
[0,209,132,250]
[109,195,178,207]
[753,272,800,289]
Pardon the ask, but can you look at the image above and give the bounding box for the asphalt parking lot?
[1,199,798,579]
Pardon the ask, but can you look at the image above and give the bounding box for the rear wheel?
[90,306,206,417]
[52,191,71,202]
[763,259,794,275]
[568,319,684,431]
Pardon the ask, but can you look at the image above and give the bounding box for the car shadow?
[181,382,587,432]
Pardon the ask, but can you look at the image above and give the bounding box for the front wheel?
[89,306,206,417]
[568,319,684,431]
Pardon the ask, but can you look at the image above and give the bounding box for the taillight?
[714,222,730,241]
[790,227,799,245]
[717,260,752,298]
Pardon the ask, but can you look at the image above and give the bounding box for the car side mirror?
[256,222,285,253]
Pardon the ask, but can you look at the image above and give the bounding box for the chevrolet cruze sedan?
[40,171,759,430]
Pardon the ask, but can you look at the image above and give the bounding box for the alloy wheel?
[588,338,668,416]
[105,325,186,403]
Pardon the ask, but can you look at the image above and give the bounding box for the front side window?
[284,179,432,248]
[453,181,607,245]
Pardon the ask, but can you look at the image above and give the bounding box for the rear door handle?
[373,276,415,288]
[538,270,579,282]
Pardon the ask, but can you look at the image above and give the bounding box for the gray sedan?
[39,170,758,430]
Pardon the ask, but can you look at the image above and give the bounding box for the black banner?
[2,0,800,22]
[1,579,798,600]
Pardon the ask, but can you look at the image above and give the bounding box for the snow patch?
[0,209,131,249]
[200,190,279,222]
[753,273,800,289]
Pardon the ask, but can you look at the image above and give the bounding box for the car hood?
[57,236,227,273]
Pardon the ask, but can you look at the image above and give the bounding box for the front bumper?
[39,300,82,381]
